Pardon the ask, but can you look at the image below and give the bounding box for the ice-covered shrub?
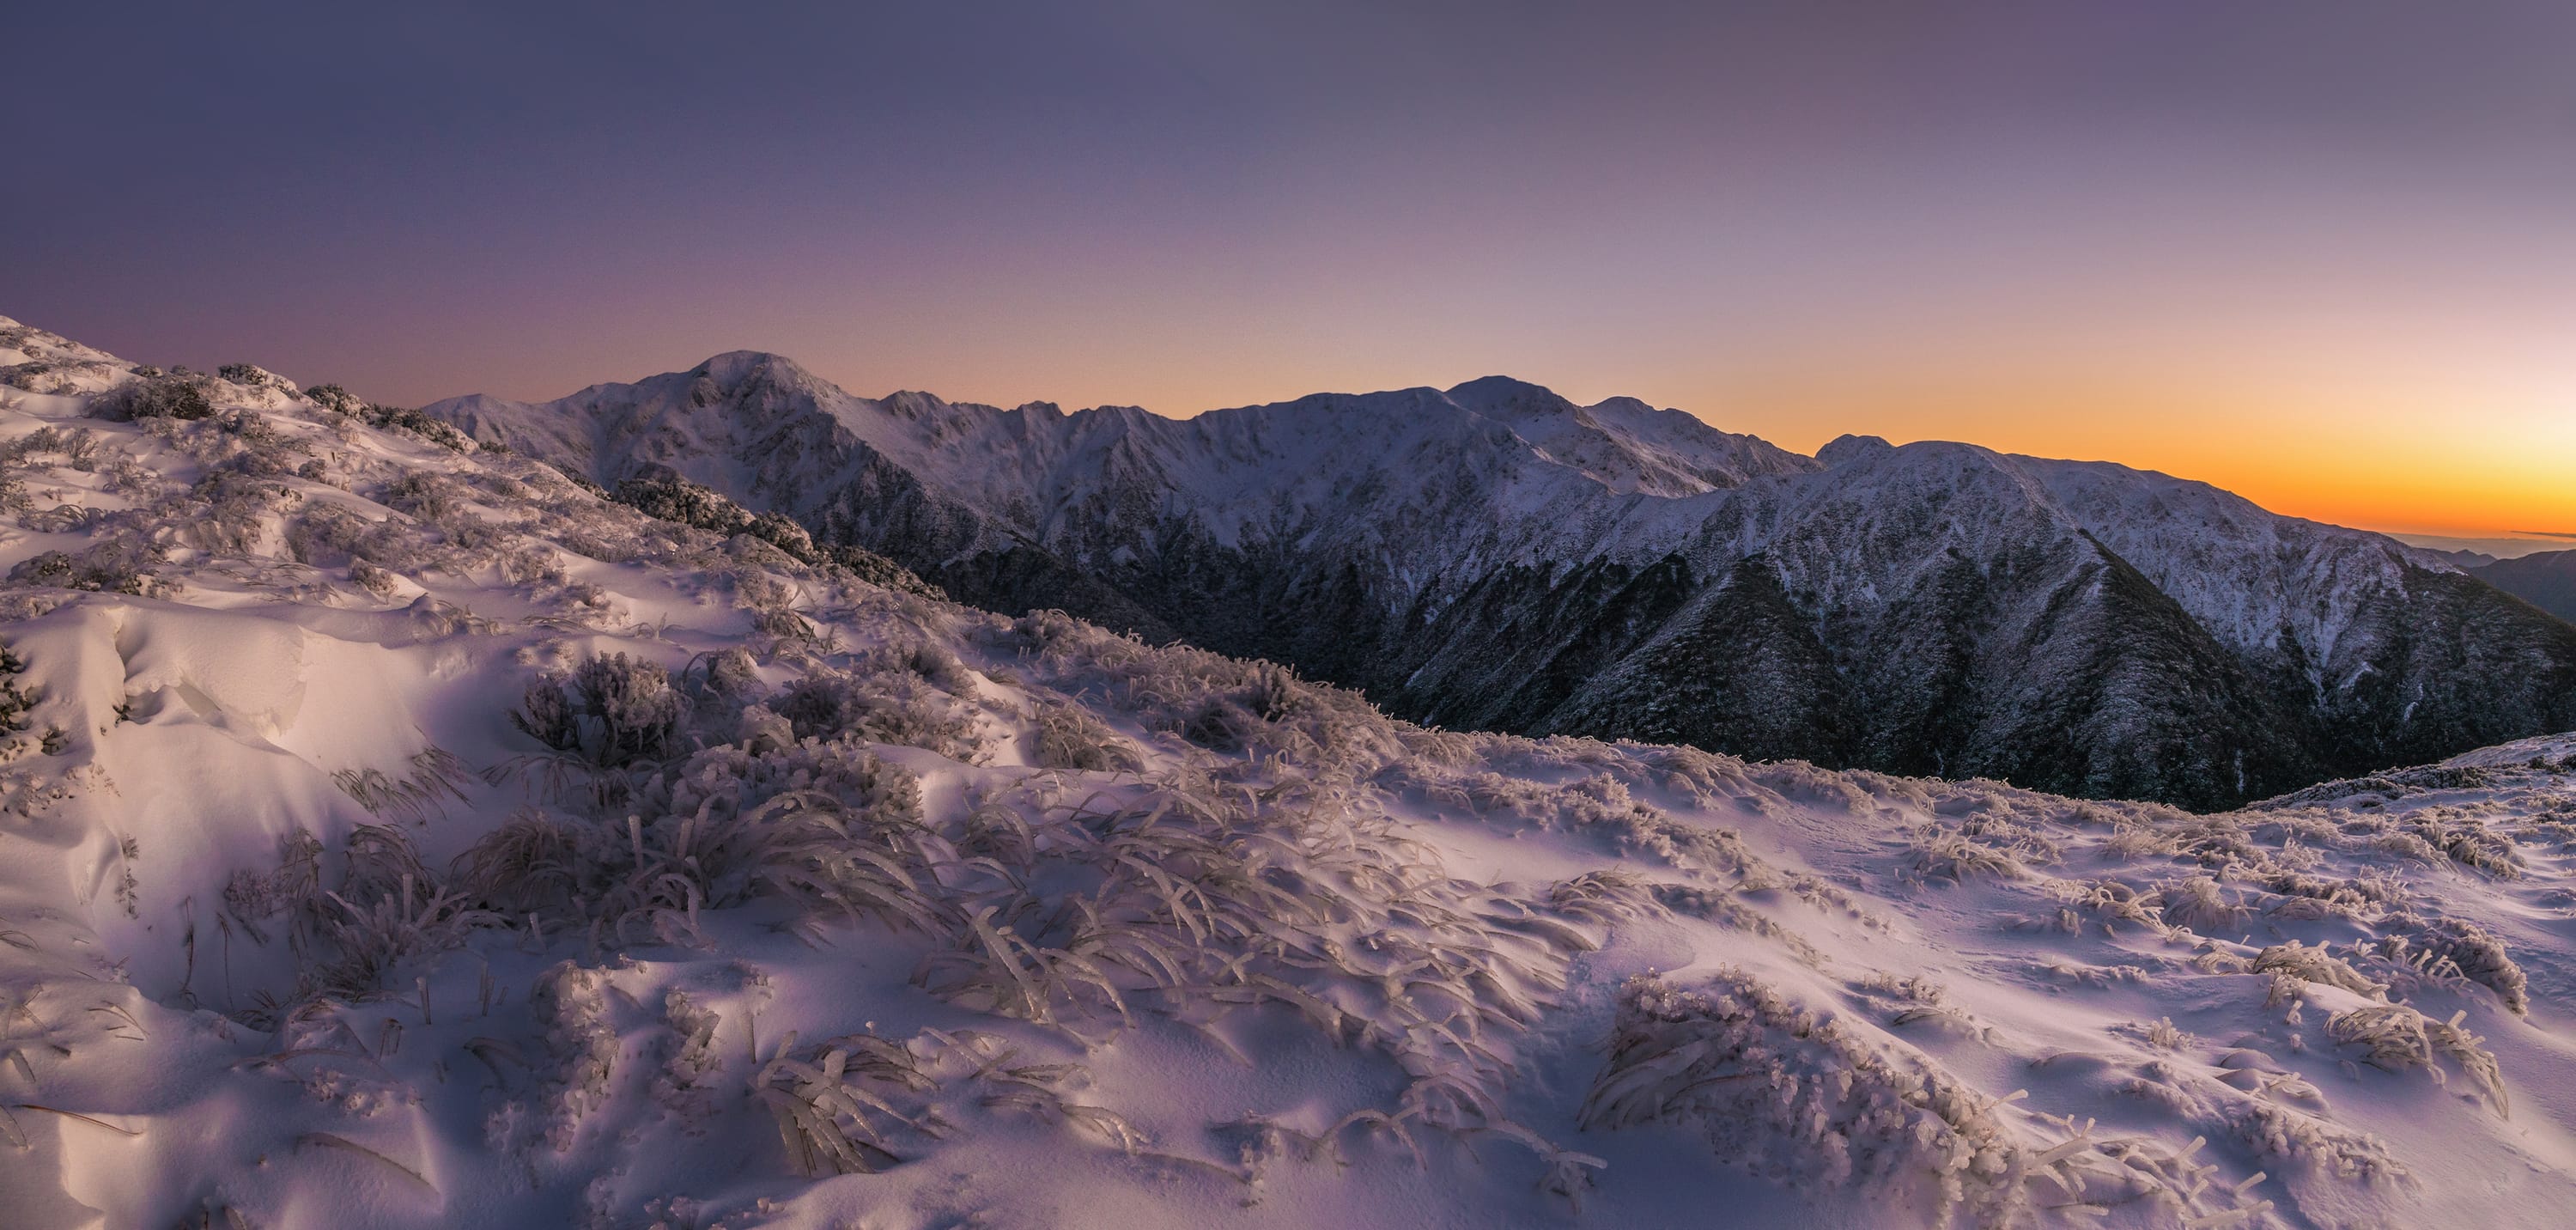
[5,539,168,596]
[511,654,687,767]
[93,369,215,421]
[677,647,765,715]
[216,362,278,388]
[382,471,465,525]
[304,382,365,415]
[771,666,981,763]
[0,638,37,735]
[825,543,945,600]
[361,404,471,451]
[185,470,298,554]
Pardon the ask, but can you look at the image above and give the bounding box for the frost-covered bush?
[216,362,279,389]
[826,543,945,600]
[93,369,215,421]
[303,382,364,415]
[5,539,168,596]
[772,666,982,763]
[361,403,471,451]
[0,423,100,473]
[0,638,36,734]
[382,471,467,525]
[512,653,688,767]
[185,471,299,554]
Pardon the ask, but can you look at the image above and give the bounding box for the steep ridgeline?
[428,355,2576,810]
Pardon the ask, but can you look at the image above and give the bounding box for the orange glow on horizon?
[1695,363,2576,542]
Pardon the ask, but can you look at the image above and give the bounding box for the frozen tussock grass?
[2155,875,2253,935]
[1579,971,2262,1228]
[2250,940,2386,999]
[2405,917,2529,1015]
[2325,1004,2509,1116]
[1030,702,1140,772]
[996,609,1405,775]
[898,767,1595,1166]
[1430,770,1764,880]
[459,749,941,948]
[751,1026,1136,1177]
[1908,831,2028,883]
[219,824,494,1013]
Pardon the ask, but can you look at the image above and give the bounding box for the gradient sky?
[5,2,2573,539]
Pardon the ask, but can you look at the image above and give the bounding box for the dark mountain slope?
[2475,549,2576,625]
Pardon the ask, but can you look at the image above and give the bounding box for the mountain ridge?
[417,347,2576,810]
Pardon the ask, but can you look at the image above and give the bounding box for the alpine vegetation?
[0,314,2573,1228]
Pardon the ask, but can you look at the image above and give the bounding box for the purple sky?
[6,2,2573,534]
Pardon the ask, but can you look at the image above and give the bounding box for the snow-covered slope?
[427,350,2576,810]
[2,318,2575,1228]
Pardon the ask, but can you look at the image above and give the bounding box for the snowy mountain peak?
[1818,432,1895,466]
[1443,374,1582,414]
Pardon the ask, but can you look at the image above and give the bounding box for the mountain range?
[426,351,2576,810]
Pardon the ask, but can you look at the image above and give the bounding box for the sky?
[4,2,2573,539]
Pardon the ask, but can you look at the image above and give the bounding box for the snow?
[0,320,2570,1228]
